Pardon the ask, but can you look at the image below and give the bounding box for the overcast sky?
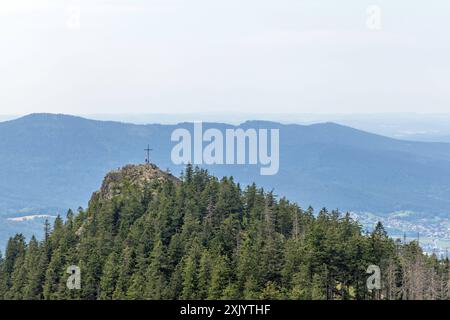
[0,0,449,115]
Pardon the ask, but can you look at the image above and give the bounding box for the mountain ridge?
[2,113,450,216]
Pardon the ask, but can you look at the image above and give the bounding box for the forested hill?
[0,164,449,300]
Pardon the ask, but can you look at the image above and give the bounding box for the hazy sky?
[0,0,449,115]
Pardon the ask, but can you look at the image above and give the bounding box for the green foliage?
[0,165,447,300]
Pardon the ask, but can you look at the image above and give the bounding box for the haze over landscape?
[2,0,450,302]
[1,113,450,256]
[1,0,450,116]
[1,1,450,254]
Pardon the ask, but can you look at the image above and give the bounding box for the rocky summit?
[95,164,179,201]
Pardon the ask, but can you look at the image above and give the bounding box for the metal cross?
[144,145,152,164]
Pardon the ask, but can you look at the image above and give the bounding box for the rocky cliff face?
[77,163,179,237]
[96,164,179,201]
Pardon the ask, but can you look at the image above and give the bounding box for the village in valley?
[351,211,450,258]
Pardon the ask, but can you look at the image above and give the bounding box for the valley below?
[351,211,450,257]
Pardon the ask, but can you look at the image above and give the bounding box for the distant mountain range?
[4,113,450,142]
[2,113,450,249]
[2,113,450,216]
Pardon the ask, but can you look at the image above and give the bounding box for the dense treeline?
[1,164,449,300]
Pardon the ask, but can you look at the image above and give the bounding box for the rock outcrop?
[96,163,179,201]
